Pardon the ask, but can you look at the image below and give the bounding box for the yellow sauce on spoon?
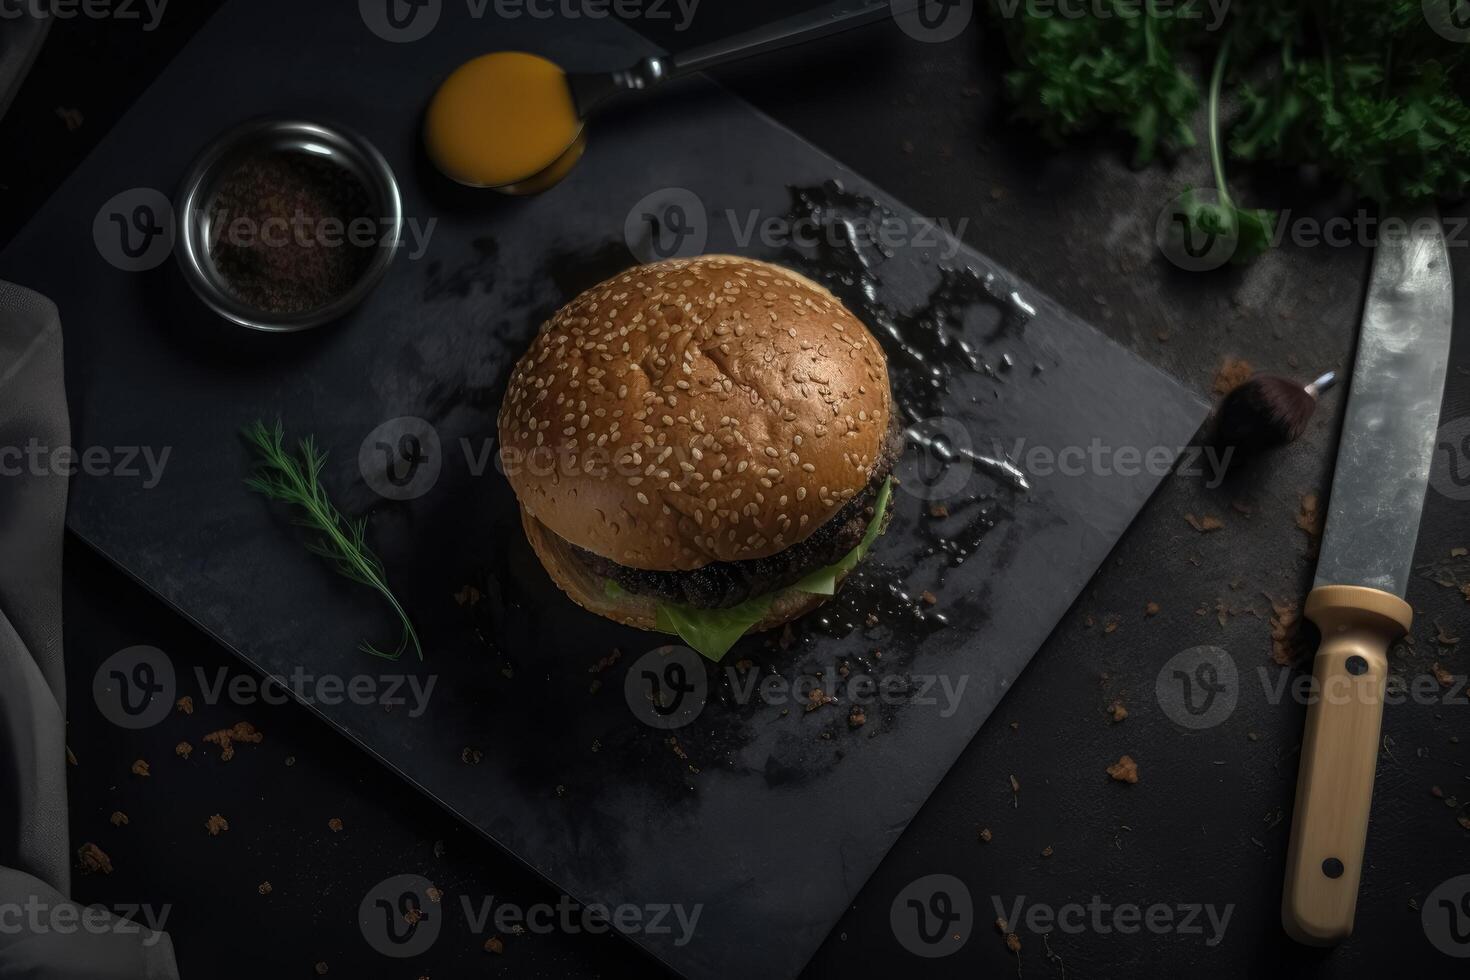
[424,52,583,192]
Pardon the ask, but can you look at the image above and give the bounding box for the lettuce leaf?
[793,476,893,596]
[605,477,894,661]
[653,594,774,661]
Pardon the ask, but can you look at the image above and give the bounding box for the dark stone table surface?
[2,3,1466,977]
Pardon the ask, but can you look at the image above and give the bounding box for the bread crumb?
[920,590,938,606]
[314,963,328,976]
[175,696,194,715]
[1145,601,1161,617]
[1212,356,1253,396]
[1432,663,1455,688]
[1296,493,1323,540]
[1185,513,1223,533]
[1041,845,1054,857]
[203,722,263,761]
[1107,755,1140,784]
[77,842,113,875]
[1109,701,1128,723]
[1005,933,1022,954]
[175,741,193,760]
[258,881,273,895]
[805,688,836,712]
[1269,596,1303,666]
[588,648,622,674]
[978,827,993,843]
[484,936,505,954]
[55,106,84,131]
[848,706,866,728]
[131,759,150,777]
[109,811,129,827]
[206,814,229,836]
[327,817,344,833]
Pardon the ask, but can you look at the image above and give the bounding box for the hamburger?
[498,255,900,660]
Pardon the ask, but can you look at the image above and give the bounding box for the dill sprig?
[243,419,422,661]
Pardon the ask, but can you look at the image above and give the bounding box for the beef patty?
[567,419,904,609]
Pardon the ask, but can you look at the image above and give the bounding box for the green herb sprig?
[1178,32,1277,265]
[243,419,422,661]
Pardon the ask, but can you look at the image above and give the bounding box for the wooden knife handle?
[1282,585,1413,945]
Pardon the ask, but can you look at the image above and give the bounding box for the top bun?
[498,255,892,571]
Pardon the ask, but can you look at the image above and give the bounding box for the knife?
[1281,205,1454,945]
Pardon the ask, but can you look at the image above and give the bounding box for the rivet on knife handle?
[1281,585,1413,945]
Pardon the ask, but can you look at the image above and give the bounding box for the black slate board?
[0,2,1207,976]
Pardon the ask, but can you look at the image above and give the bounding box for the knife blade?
[1283,204,1455,947]
[1314,206,1454,594]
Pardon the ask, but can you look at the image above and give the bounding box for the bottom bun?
[521,510,838,635]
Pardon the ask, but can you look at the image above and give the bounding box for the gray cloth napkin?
[0,281,179,978]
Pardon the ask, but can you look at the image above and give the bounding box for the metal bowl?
[175,119,403,333]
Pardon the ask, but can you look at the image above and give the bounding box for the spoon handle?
[570,0,906,116]
[671,0,897,77]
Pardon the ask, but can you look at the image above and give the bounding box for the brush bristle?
[1216,374,1320,450]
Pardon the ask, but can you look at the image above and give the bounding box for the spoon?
[425,0,908,194]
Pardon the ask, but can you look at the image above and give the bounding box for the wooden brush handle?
[1282,585,1413,945]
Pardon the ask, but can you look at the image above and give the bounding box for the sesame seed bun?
[498,255,892,572]
[520,507,840,633]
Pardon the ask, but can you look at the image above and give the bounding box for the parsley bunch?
[990,0,1470,258]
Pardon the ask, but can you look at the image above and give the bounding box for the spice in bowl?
[207,152,379,315]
